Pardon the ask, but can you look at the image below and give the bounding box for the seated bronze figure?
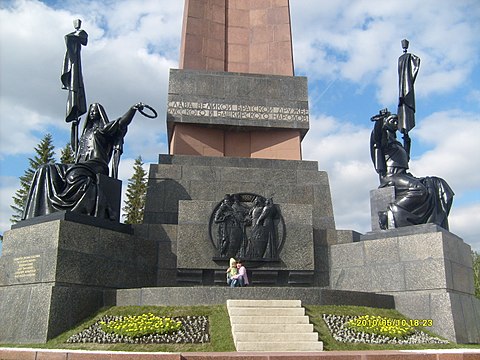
[22,103,145,221]
[370,109,454,230]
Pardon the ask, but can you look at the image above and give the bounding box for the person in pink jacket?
[230,259,249,287]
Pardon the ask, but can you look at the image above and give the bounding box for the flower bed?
[323,314,449,345]
[67,315,209,344]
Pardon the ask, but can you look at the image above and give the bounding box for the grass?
[4,305,236,352]
[2,304,480,352]
[304,305,480,351]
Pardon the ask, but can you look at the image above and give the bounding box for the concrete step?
[227,299,301,308]
[236,341,324,352]
[227,299,323,352]
[230,315,310,324]
[234,332,319,342]
[232,322,314,333]
[228,307,305,316]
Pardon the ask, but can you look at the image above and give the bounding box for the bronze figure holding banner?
[397,39,420,134]
[21,19,158,222]
[61,19,88,153]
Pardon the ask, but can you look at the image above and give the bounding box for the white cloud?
[0,176,19,233]
[449,203,480,252]
[302,111,480,250]
[0,0,182,160]
[0,0,478,254]
[291,0,480,106]
[302,114,378,233]
[410,110,480,192]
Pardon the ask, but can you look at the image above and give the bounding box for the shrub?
[346,315,415,339]
[100,313,182,338]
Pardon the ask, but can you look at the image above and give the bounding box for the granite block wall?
[0,219,157,343]
[143,154,335,286]
[329,225,480,343]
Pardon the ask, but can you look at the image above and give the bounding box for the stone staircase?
[227,299,323,352]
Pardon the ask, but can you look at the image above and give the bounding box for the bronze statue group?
[22,20,156,221]
[21,20,454,280]
[214,194,279,261]
[369,39,454,231]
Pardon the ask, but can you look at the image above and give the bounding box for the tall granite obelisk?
[169,0,304,160]
[145,0,336,286]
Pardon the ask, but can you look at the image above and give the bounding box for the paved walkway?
[1,348,480,359]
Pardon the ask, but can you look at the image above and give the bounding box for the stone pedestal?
[141,154,335,287]
[329,224,480,343]
[167,69,309,160]
[369,187,395,231]
[0,217,157,343]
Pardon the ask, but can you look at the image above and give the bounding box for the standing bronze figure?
[397,39,420,135]
[210,193,284,261]
[61,19,88,153]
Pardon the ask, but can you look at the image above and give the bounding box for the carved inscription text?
[168,101,309,123]
[14,254,40,278]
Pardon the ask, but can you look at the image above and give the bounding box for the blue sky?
[0,0,479,252]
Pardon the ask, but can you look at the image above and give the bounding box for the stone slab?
[158,154,318,171]
[11,210,133,234]
[369,187,395,231]
[0,283,106,344]
[334,229,474,294]
[4,349,480,360]
[1,220,156,288]
[167,69,310,144]
[330,226,478,343]
[175,200,314,272]
[361,223,451,241]
[115,287,394,309]
[143,154,336,286]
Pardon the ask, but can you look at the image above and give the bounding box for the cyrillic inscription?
[168,101,309,123]
[14,254,40,278]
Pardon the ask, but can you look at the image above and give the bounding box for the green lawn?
[2,304,479,352]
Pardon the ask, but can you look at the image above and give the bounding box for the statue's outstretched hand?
[132,102,145,111]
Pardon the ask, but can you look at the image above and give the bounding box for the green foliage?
[473,250,480,299]
[43,305,235,352]
[60,143,75,164]
[305,305,454,351]
[345,314,415,339]
[6,304,480,351]
[11,133,56,223]
[122,156,147,224]
[100,313,182,338]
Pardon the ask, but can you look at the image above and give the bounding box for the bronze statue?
[370,109,454,230]
[61,19,88,153]
[249,196,265,257]
[397,39,420,134]
[214,194,242,258]
[21,18,159,222]
[22,103,147,220]
[252,197,278,259]
[211,193,283,261]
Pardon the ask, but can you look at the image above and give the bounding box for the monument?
[330,41,480,343]
[0,2,478,346]
[0,20,160,343]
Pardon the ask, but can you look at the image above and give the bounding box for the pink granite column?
[179,0,294,75]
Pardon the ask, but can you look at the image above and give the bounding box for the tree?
[11,133,56,223]
[473,251,480,299]
[60,142,75,164]
[122,156,147,224]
